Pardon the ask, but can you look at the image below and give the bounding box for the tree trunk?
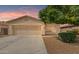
[44,23,47,35]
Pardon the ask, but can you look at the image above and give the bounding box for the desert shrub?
[58,31,76,43]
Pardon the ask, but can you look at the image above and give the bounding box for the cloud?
[0,11,38,21]
[0,6,40,21]
[0,11,26,21]
[16,6,39,18]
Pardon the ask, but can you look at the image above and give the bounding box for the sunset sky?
[0,5,47,21]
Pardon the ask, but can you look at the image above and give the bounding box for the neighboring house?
[0,22,8,35]
[5,15,45,35]
[45,24,79,34]
[60,24,79,32]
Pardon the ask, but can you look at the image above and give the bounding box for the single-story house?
[1,16,78,36]
[0,15,45,35]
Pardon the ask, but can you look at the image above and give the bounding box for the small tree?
[39,5,79,25]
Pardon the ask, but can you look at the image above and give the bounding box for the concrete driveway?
[0,35,47,54]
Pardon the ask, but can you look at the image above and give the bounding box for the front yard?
[43,35,79,54]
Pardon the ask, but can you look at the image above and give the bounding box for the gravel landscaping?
[43,35,79,54]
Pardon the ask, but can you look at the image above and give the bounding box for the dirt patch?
[43,35,79,54]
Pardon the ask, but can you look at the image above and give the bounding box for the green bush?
[58,31,76,43]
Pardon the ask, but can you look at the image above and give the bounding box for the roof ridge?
[7,15,39,22]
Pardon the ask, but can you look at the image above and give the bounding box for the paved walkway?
[0,35,47,54]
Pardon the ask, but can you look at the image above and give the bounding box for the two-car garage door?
[12,25,42,35]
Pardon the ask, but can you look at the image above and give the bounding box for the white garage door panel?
[15,30,42,35]
[13,25,41,30]
[13,25,42,35]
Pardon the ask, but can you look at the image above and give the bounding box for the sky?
[0,5,47,21]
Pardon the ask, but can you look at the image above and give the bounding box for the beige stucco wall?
[8,25,13,35]
[46,24,60,34]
